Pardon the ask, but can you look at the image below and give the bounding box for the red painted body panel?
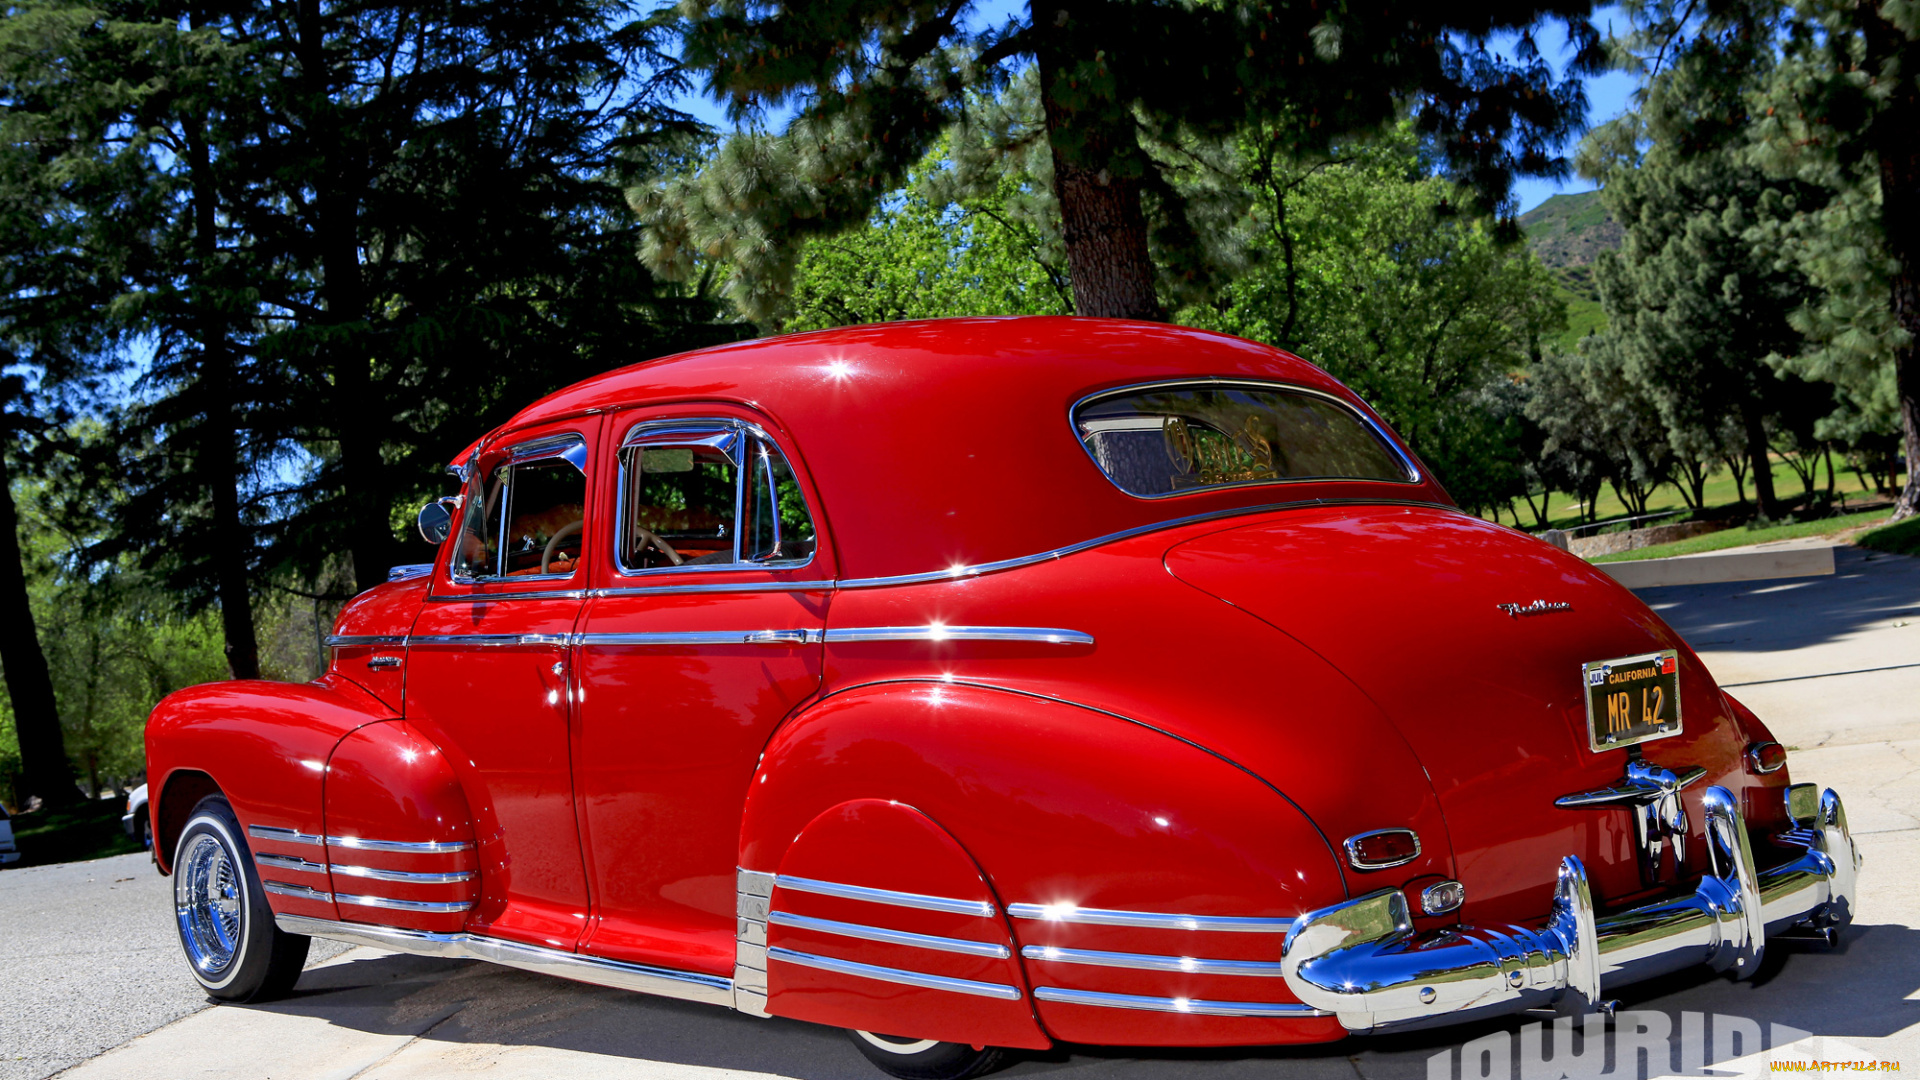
[145,318,1804,1055]
[323,721,479,933]
[767,800,1048,1049]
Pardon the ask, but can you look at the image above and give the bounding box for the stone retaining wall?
[1569,519,1727,558]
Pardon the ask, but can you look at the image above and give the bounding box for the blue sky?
[668,3,1637,215]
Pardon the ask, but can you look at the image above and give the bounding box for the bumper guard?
[1280,785,1858,1033]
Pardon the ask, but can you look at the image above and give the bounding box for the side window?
[452,436,589,580]
[617,421,816,573]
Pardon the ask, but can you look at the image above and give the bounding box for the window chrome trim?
[330,863,474,885]
[824,626,1093,646]
[336,892,474,914]
[775,875,996,917]
[323,635,408,648]
[1021,944,1284,976]
[613,416,817,580]
[255,853,326,875]
[263,880,332,903]
[324,835,472,854]
[1069,377,1423,499]
[767,947,1021,1001]
[447,432,589,586]
[248,825,324,847]
[1007,902,1294,933]
[1031,986,1329,1017]
[768,910,1011,959]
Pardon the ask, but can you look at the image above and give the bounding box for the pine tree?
[640,0,1604,325]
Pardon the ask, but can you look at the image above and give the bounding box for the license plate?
[1583,650,1682,751]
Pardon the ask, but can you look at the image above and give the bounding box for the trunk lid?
[1164,504,1751,925]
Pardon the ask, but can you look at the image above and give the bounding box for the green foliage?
[1857,514,1920,557]
[784,137,1073,330]
[1181,125,1566,514]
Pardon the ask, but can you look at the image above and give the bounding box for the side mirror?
[417,498,457,544]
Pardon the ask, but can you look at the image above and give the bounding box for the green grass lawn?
[1590,508,1893,563]
[8,797,142,868]
[1858,514,1920,557]
[1490,455,1893,533]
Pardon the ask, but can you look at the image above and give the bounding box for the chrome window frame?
[1069,378,1423,501]
[448,432,591,587]
[612,416,817,579]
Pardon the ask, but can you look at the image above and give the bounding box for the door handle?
[743,630,815,645]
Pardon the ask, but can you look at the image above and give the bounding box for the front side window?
[452,436,588,580]
[1074,382,1415,498]
[618,421,817,573]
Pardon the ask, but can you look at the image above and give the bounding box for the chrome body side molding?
[770,910,1012,959]
[323,634,408,648]
[776,875,997,917]
[272,914,735,1009]
[1032,985,1329,1017]
[768,946,1022,1001]
[1022,944,1284,977]
[247,825,324,847]
[1281,785,1859,1034]
[1007,902,1294,933]
[577,630,821,647]
[823,626,1094,646]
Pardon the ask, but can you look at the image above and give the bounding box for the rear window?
[1074,382,1414,497]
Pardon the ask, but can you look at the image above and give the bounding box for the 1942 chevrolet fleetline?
[146,318,1858,1079]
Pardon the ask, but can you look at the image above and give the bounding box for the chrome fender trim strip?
[271,914,736,1009]
[324,835,472,854]
[335,892,473,914]
[1032,986,1328,1017]
[329,863,474,884]
[768,946,1022,1001]
[1021,944,1284,977]
[1007,902,1294,933]
[255,853,325,875]
[247,825,324,847]
[823,626,1094,645]
[770,910,1012,959]
[263,880,332,903]
[776,875,997,917]
[323,634,409,647]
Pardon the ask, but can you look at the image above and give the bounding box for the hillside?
[1520,190,1621,351]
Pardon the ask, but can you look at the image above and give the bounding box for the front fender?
[742,680,1350,1047]
[146,674,396,875]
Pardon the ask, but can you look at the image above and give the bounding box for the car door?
[403,416,602,950]
[572,409,831,975]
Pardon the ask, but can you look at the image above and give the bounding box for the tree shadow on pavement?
[239,920,1919,1080]
[1640,547,1920,655]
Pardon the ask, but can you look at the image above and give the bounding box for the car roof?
[462,317,1452,581]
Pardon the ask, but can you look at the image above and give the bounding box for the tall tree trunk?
[1035,6,1162,322]
[1865,7,1920,521]
[186,122,261,680]
[1739,402,1781,520]
[0,452,76,807]
[297,1,387,594]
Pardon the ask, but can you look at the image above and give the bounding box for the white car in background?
[0,802,19,865]
[123,783,150,849]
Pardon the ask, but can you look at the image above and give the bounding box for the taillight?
[1746,741,1787,774]
[1344,828,1420,870]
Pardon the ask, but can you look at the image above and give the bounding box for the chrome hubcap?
[176,832,243,977]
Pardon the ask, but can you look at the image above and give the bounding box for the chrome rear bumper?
[1280,785,1858,1033]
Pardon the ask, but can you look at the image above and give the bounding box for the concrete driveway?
[15,548,1918,1080]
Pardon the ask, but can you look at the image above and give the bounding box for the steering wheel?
[629,525,683,567]
[541,520,585,573]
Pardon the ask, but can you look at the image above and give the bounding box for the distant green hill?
[1519,190,1620,352]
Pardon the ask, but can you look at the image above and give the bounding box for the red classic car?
[147,318,1857,1079]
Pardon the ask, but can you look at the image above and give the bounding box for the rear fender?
[742,681,1349,1047]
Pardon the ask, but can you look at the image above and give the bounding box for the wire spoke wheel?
[176,832,244,978]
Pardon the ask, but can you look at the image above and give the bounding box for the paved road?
[0,853,349,1080]
[9,546,1917,1080]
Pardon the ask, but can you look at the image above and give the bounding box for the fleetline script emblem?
[1497,599,1573,617]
